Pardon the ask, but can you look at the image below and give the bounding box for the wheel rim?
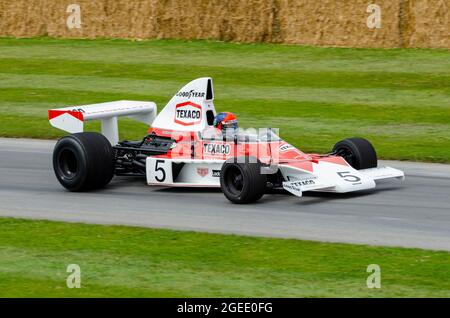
[336,146,355,167]
[225,165,244,196]
[57,148,78,180]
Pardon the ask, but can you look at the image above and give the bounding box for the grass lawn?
[0,37,449,162]
[0,217,449,297]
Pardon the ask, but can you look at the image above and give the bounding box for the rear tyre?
[220,157,267,204]
[53,132,115,191]
[332,137,377,170]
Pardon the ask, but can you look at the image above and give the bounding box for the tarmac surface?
[1,138,449,251]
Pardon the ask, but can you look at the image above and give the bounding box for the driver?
[213,112,239,136]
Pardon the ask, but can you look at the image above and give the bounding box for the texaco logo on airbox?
[174,102,202,126]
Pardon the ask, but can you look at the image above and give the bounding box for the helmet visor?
[222,119,238,134]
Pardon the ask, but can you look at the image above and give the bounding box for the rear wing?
[48,100,157,145]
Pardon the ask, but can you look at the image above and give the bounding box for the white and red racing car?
[48,77,404,203]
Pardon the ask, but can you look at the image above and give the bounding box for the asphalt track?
[0,138,449,251]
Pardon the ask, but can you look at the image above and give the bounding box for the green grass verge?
[0,217,449,297]
[0,37,449,162]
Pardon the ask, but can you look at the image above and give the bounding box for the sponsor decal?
[283,177,318,196]
[286,176,317,187]
[288,179,316,187]
[212,170,221,177]
[174,102,202,126]
[203,143,231,155]
[284,183,301,192]
[176,90,205,99]
[282,181,304,196]
[197,167,209,177]
[279,143,295,152]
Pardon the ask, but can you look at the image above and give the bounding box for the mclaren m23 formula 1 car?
[48,77,404,204]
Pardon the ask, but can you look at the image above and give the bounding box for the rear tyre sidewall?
[53,136,88,191]
[53,132,115,191]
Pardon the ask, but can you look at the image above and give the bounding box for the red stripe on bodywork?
[284,161,314,173]
[318,156,349,166]
[48,110,84,121]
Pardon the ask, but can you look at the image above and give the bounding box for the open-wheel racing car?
[48,77,404,204]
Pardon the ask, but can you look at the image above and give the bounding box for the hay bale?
[0,0,448,48]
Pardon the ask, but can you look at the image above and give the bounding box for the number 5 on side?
[147,158,173,184]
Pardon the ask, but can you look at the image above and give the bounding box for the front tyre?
[332,137,377,170]
[220,157,267,204]
[53,132,115,191]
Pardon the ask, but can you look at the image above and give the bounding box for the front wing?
[281,161,404,198]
